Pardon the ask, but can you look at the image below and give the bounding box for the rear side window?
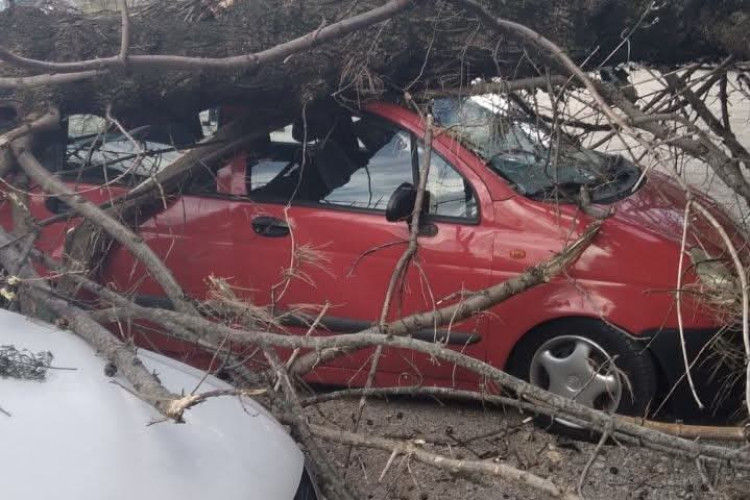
[57,113,212,187]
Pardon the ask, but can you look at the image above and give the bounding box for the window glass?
[249,159,293,192]
[433,97,640,204]
[248,116,413,210]
[61,114,202,185]
[418,146,478,220]
[321,130,411,209]
[269,125,300,145]
[199,108,220,137]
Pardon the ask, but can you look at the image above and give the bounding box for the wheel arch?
[504,315,647,373]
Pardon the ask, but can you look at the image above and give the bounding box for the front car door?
[231,105,494,387]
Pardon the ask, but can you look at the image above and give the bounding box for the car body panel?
[0,100,743,414]
[0,308,304,500]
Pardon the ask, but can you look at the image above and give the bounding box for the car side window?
[417,145,479,221]
[247,117,413,211]
[60,114,202,187]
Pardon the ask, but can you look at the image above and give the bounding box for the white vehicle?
[0,308,316,500]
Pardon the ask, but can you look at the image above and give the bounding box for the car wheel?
[507,318,657,439]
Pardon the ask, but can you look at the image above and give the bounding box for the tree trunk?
[0,1,748,118]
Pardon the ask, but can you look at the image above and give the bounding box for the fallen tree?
[1,0,750,118]
[1,1,750,499]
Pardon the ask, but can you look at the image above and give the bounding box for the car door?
[228,111,494,386]
[227,117,417,382]
[385,138,496,386]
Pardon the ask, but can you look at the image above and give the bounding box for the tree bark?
[1,1,749,118]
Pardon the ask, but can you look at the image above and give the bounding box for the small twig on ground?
[577,426,612,499]
[309,423,581,500]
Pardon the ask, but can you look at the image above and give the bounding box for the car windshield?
[432,97,640,203]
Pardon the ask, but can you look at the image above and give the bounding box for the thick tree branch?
[291,221,601,374]
[0,0,412,74]
[117,0,131,66]
[42,234,750,468]
[264,345,359,500]
[449,0,627,133]
[301,386,749,442]
[0,229,181,421]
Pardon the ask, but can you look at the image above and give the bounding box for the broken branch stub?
[0,228,182,421]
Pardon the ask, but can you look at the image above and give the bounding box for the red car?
[2,97,744,422]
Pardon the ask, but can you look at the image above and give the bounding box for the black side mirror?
[386,182,416,222]
[386,182,431,223]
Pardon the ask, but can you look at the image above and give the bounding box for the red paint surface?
[0,101,741,388]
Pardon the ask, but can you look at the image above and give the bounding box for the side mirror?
[385,182,432,223]
[385,182,416,222]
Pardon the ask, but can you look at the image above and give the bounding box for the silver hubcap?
[529,335,622,413]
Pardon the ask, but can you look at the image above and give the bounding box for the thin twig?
[692,201,750,417]
[577,427,611,499]
[347,111,435,469]
[676,199,704,408]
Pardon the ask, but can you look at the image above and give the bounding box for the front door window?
[247,116,414,210]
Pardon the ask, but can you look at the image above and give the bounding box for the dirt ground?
[309,396,750,500]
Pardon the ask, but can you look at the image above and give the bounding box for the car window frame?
[242,113,482,226]
[414,139,481,226]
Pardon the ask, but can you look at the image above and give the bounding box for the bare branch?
[449,0,628,133]
[0,0,412,74]
[0,229,181,421]
[291,221,602,374]
[117,0,131,66]
[0,70,104,89]
[664,72,750,167]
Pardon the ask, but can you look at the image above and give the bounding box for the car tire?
[507,318,657,440]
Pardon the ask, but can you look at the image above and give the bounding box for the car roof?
[0,308,303,500]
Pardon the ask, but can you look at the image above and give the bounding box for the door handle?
[44,196,70,215]
[252,216,290,237]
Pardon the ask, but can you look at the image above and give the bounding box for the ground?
[312,397,750,499]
